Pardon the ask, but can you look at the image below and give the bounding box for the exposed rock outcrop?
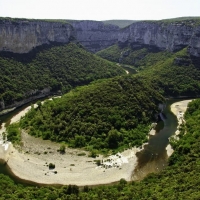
[0,18,200,56]
[0,87,52,114]
[72,20,119,52]
[118,21,200,57]
[0,19,75,53]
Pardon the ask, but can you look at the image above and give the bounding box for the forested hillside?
[96,44,169,66]
[2,99,200,199]
[17,76,164,154]
[97,45,200,97]
[137,48,200,97]
[0,43,125,106]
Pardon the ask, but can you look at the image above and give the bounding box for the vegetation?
[131,17,200,27]
[18,76,164,154]
[102,20,138,28]
[96,44,122,63]
[1,16,200,199]
[96,44,168,66]
[48,163,55,169]
[158,17,200,26]
[0,17,70,24]
[0,43,125,105]
[6,123,21,144]
[97,45,200,97]
[1,99,200,199]
[59,144,66,153]
[138,48,200,97]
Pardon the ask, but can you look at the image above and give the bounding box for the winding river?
[0,98,179,186]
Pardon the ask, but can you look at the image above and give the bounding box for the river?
[0,98,49,186]
[0,98,179,186]
[132,99,178,180]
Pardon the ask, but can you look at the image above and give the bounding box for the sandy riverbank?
[166,99,193,157]
[6,133,140,186]
[0,99,142,186]
[2,131,140,186]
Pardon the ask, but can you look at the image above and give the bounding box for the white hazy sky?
[0,0,199,21]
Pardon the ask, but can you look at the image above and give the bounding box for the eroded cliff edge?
[118,20,200,57]
[0,18,200,56]
[0,19,75,53]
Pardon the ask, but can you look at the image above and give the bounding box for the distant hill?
[102,20,138,28]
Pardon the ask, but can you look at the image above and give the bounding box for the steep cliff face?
[189,26,200,57]
[0,19,119,53]
[0,18,200,56]
[118,21,200,57]
[72,20,119,52]
[0,19,75,53]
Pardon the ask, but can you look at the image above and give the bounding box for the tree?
[107,129,121,149]
[74,135,86,148]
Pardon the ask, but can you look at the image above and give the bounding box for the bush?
[59,144,66,153]
[49,163,55,169]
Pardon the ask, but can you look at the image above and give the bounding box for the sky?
[0,0,199,21]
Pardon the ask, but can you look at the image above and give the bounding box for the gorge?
[0,16,200,199]
[0,18,200,55]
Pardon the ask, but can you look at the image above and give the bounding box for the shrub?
[59,144,66,153]
[49,163,55,169]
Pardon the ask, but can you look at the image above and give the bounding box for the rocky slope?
[0,17,200,56]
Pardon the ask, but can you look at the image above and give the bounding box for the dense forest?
[11,76,164,154]
[97,46,200,97]
[138,48,200,97]
[0,43,125,105]
[1,99,200,199]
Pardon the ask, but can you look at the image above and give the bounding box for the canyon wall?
[118,21,200,57]
[0,18,200,56]
[0,19,74,53]
[72,20,119,52]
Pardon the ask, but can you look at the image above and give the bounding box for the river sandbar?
[166,99,193,157]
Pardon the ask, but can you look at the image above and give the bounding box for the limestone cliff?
[0,19,75,53]
[0,18,119,53]
[118,21,200,57]
[72,20,119,52]
[0,18,200,56]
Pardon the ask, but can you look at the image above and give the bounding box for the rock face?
[189,26,200,57]
[72,21,119,52]
[0,18,200,56]
[118,21,200,57]
[0,19,75,53]
[0,87,52,114]
[0,19,119,53]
